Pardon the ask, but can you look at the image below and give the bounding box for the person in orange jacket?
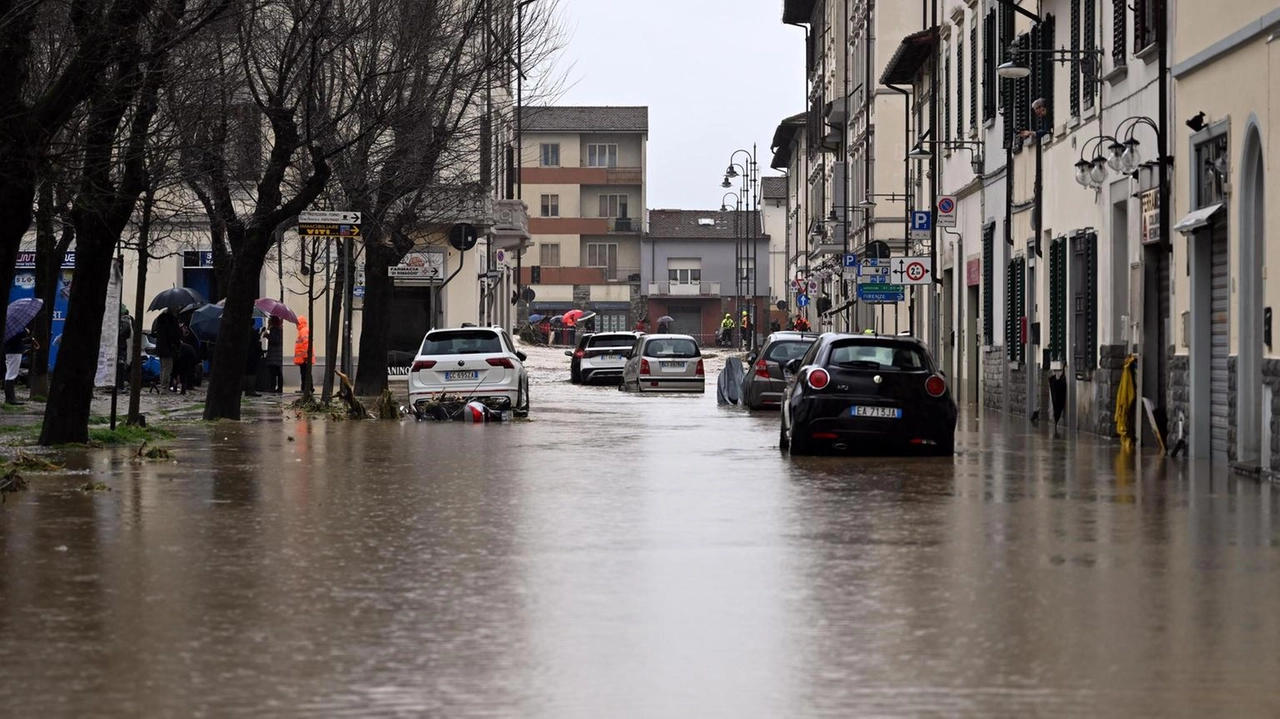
[293,316,312,395]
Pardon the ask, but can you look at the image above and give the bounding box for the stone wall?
[629,284,646,324]
[1092,344,1128,438]
[1008,363,1027,416]
[1265,359,1280,469]
[572,284,590,308]
[983,346,1004,411]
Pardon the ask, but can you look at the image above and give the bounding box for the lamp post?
[723,146,759,349]
[513,0,537,323]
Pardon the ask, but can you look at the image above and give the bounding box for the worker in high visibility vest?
[720,313,735,347]
[293,316,312,395]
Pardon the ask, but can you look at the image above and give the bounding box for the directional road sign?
[857,264,891,276]
[298,223,361,237]
[936,196,957,227]
[857,284,905,303]
[891,256,933,285]
[300,211,361,224]
[842,252,858,268]
[796,293,810,308]
[858,274,890,284]
[909,210,932,241]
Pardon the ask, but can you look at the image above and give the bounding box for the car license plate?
[851,405,902,419]
[660,361,685,371]
[604,354,621,361]
[444,370,479,381]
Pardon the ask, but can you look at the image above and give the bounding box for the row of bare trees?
[0,0,563,442]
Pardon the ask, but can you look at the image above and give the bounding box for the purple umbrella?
[4,298,43,342]
[254,298,298,324]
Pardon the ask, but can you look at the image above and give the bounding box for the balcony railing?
[592,266,641,282]
[646,281,722,297]
[607,217,642,233]
[605,167,643,185]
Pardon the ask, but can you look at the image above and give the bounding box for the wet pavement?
[3,344,1280,717]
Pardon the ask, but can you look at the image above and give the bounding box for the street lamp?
[996,60,1032,80]
[997,47,1105,81]
[719,148,760,349]
[857,192,913,209]
[1074,134,1121,188]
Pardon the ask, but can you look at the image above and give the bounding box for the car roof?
[818,331,927,348]
[765,331,820,341]
[643,333,697,341]
[428,326,500,335]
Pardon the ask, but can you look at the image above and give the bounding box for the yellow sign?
[298,223,361,237]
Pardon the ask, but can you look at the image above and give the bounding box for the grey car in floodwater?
[740,331,819,409]
[620,334,705,393]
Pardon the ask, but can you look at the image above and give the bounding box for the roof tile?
[520,106,649,133]
[646,210,765,240]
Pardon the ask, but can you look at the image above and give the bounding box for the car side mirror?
[785,358,801,374]
[564,350,573,357]
[516,351,528,362]
[745,352,757,364]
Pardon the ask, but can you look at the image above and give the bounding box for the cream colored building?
[1169,2,1279,464]
[516,106,648,331]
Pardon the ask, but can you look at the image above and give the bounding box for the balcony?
[607,217,642,233]
[647,281,722,297]
[605,167,643,185]
[520,166,644,186]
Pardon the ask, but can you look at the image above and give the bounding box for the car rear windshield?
[420,330,502,355]
[828,341,927,371]
[764,340,813,363]
[587,334,636,349]
[645,338,700,358]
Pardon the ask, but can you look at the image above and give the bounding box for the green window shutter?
[983,222,995,345]
[983,10,996,121]
[970,23,979,128]
[1072,232,1098,371]
[1006,259,1018,355]
[1083,0,1097,109]
[1015,258,1026,363]
[1070,0,1081,117]
[1049,238,1066,362]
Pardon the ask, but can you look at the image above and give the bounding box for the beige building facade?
[516,106,648,332]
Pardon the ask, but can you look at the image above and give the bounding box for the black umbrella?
[189,303,223,341]
[149,287,207,313]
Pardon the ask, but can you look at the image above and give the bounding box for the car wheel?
[570,368,581,384]
[514,377,530,417]
[778,421,790,450]
[935,437,955,456]
[788,423,814,456]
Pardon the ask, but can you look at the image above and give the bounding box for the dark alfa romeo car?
[779,333,957,455]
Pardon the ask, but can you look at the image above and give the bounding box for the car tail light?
[813,432,838,440]
[574,348,585,358]
[486,357,514,368]
[925,374,946,397]
[640,359,651,375]
[806,368,830,390]
[695,359,705,376]
[411,360,436,371]
[754,359,769,378]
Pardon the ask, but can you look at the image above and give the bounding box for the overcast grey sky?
[551,0,804,211]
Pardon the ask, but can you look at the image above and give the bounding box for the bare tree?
[39,0,226,445]
[347,0,566,396]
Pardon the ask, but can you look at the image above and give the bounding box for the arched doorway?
[1238,126,1266,465]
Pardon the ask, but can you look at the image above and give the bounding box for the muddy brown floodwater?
[2,343,1280,717]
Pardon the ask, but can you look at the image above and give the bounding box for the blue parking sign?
[842,252,858,267]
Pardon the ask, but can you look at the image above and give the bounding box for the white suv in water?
[408,327,530,414]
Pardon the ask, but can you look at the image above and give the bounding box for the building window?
[1049,237,1067,362]
[539,243,560,267]
[737,255,756,284]
[540,143,560,167]
[586,143,618,168]
[982,222,995,345]
[1005,256,1026,363]
[1134,0,1156,51]
[1031,16,1057,131]
[982,9,997,122]
[1083,0,1096,109]
[1011,33,1030,152]
[587,242,618,278]
[668,258,701,285]
[599,194,628,218]
[1072,231,1097,373]
[969,21,978,130]
[957,37,965,138]
[1112,0,1127,67]
[540,194,559,217]
[1070,0,1081,117]
[943,46,952,142]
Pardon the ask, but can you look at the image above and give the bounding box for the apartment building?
[517,106,649,332]
[778,0,919,335]
[641,210,770,345]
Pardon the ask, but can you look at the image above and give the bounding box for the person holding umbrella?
[5,298,43,405]
[152,308,182,392]
[266,316,284,393]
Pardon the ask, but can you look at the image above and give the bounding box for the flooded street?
[3,344,1280,717]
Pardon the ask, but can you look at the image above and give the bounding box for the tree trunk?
[127,191,154,424]
[354,242,394,396]
[30,182,60,398]
[203,247,270,421]
[38,223,117,445]
[320,249,346,404]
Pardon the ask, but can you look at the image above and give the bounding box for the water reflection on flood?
[2,351,1280,717]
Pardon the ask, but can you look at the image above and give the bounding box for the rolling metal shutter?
[1210,218,1230,457]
